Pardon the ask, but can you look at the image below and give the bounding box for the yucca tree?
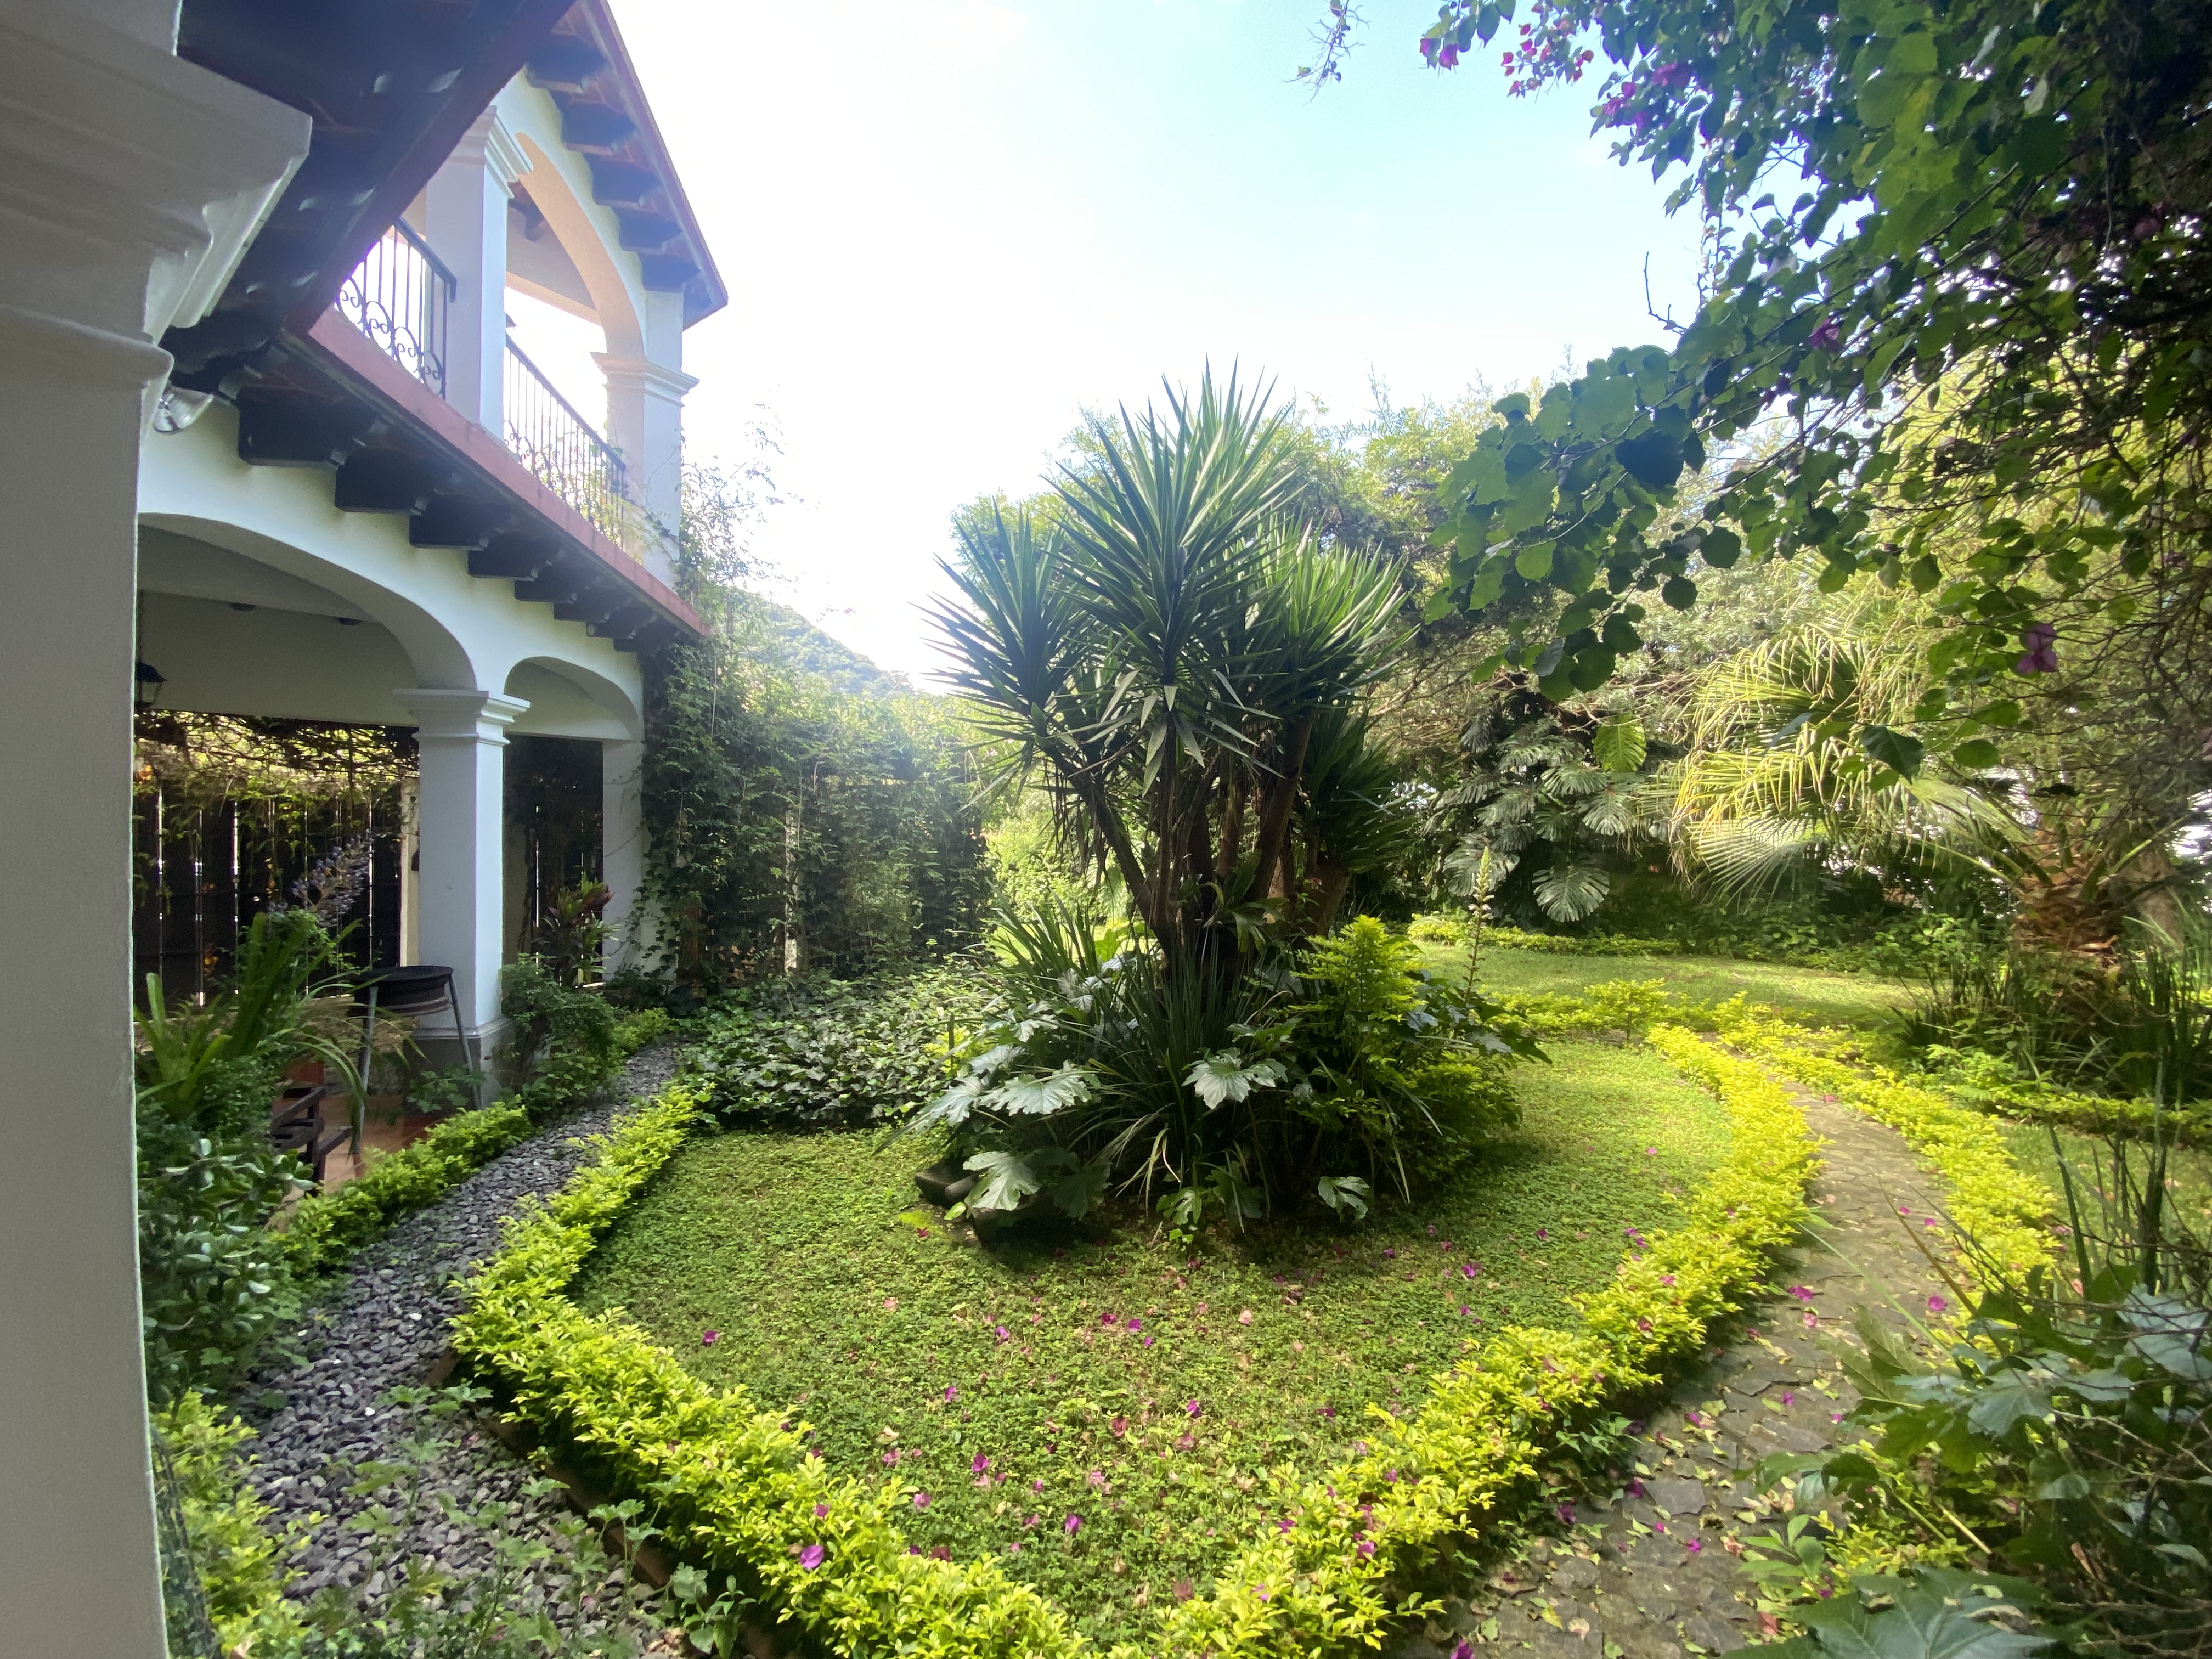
[932,368,1407,957]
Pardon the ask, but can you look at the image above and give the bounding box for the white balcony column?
[397,691,528,1051]
[596,290,695,584]
[0,5,308,1653]
[421,109,526,431]
[601,737,648,973]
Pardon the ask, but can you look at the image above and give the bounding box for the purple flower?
[1928,1294,1950,1314]
[1101,1312,1116,1328]
[1536,1228,1549,1240]
[1277,1517,1294,1533]
[1781,1391,1795,1406]
[1661,1274,1676,1286]
[813,1502,828,1518]
[995,1324,1009,1341]
[1383,1248,1397,1259]
[1453,1644,1476,1659]
[1462,1263,1480,1279]
[972,1453,991,1474]
[1556,1500,1577,1525]
[1064,1514,1082,1535]
[1126,1316,1142,1333]
[2015,621,2058,676]
[881,1451,896,1468]
[701,1330,719,1346]
[1790,1285,1815,1302]
[1320,1405,1338,1419]
[1807,317,1843,352]
[1684,1537,1703,1554]
[1628,1478,1647,1498]
[1185,1398,1203,1418]
[1254,1584,1271,1601]
[1356,1539,1376,1558]
[798,1543,825,1570]
[944,1385,958,1402]
[913,1491,931,1509]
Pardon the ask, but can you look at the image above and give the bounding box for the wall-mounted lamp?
[134,660,166,712]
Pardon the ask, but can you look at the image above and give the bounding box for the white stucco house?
[0,0,718,1646]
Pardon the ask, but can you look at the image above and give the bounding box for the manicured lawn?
[569,1040,1730,1640]
[1418,943,1911,1032]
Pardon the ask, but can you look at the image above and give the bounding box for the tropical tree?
[1307,0,2212,780]
[930,369,1408,960]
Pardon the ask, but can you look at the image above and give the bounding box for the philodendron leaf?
[961,1149,1049,1214]
[1185,1051,1287,1110]
[988,1063,1093,1118]
[1316,1175,1371,1220]
[1792,1569,2050,1659]
[907,1075,989,1134]
[1592,712,1646,772]
[1049,1160,1109,1220]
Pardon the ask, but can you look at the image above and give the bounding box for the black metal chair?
[351,964,475,1147]
[269,1082,350,1186]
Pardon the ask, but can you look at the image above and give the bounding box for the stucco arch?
[511,131,644,357]
[139,509,481,691]
[499,652,642,741]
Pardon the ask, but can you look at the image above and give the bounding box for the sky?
[557,1,1709,682]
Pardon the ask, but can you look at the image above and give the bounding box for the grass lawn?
[569,1040,1731,1640]
[1992,1118,2212,1238]
[1417,942,1912,1032]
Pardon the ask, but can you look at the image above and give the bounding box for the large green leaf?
[988,1063,1094,1118]
[1184,1051,1287,1110]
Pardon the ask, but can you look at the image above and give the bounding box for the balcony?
[331,226,633,545]
[333,222,455,400]
[503,336,629,543]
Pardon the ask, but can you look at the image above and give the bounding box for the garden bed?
[566,1040,1734,1638]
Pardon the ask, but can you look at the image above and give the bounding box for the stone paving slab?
[1395,1082,1962,1658]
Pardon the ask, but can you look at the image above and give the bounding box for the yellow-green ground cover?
[1421,942,1910,1032]
[568,1041,1733,1635]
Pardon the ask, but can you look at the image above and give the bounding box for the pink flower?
[798,1543,825,1570]
[1654,1518,1669,1535]
[2016,621,2058,676]
[1780,1391,1795,1406]
[1383,1248,1397,1259]
[1087,1469,1107,1489]
[1661,1274,1676,1286]
[883,1297,898,1311]
[1462,1263,1480,1279]
[1646,1146,1658,1156]
[1110,1415,1128,1437]
[1100,1312,1116,1328]
[701,1330,719,1346]
[1186,1398,1203,1418]
[1928,1294,1950,1314]
[1453,1644,1476,1659]
[1807,317,1843,352]
[1803,1312,1819,1328]
[972,1453,991,1474]
[913,1492,930,1509]
[1127,1316,1142,1331]
[1684,1537,1703,1554]
[881,1452,897,1467]
[1790,1286,1814,1302]
[1556,1500,1576,1525]
[1320,1404,1338,1419]
[1627,1479,1647,1498]
[1357,1540,1376,1558]
[1277,1517,1294,1533]
[1064,1514,1082,1535]
[813,1503,828,1518]
[944,1385,958,1402]
[1239,1309,1254,1325]
[995,1324,1009,1340]
[1032,1479,1045,1493]
[1637,1318,1653,1333]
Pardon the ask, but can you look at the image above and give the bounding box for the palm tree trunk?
[1249,709,1317,918]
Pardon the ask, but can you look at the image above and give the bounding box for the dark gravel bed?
[234,1041,682,1622]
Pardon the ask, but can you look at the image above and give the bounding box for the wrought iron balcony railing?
[333,219,455,397]
[503,336,630,543]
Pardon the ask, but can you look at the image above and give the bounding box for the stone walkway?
[1400,1085,1959,1658]
[235,1043,679,1621]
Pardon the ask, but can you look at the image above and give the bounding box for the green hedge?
[453,1024,1818,1657]
[282,1008,669,1278]
[1716,1008,2055,1287]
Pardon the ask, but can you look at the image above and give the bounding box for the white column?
[596,289,695,585]
[396,691,527,1043]
[601,737,648,973]
[0,7,307,1654]
[421,109,526,431]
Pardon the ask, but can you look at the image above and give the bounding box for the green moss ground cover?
[568,1040,1729,1638]
[1425,943,1909,1031]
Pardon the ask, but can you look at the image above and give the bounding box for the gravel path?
[235,1042,681,1617]
[1404,1081,1963,1658]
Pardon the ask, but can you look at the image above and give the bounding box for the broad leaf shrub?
[457,1025,1814,1657]
[913,918,1539,1227]
[684,969,992,1127]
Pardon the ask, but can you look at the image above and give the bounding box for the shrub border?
[1713,1008,2056,1286]
[452,1025,1817,1657]
[281,1009,669,1278]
